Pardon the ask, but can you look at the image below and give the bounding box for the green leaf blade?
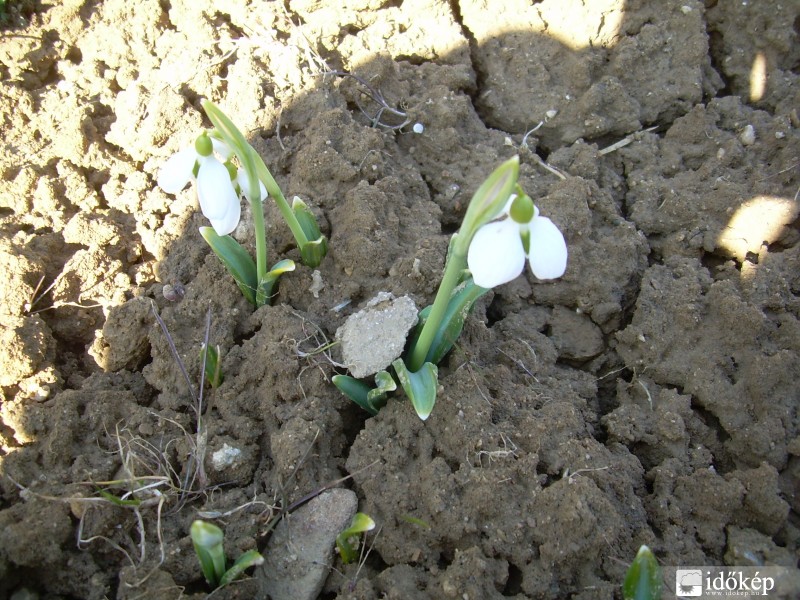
[191,520,226,588]
[219,549,264,587]
[623,545,662,600]
[336,512,376,565]
[199,227,258,305]
[333,374,379,415]
[415,278,489,366]
[392,359,438,420]
[255,258,296,306]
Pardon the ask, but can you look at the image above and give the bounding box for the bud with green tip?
[456,155,519,251]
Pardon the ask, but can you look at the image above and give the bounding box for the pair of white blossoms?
[158,142,567,289]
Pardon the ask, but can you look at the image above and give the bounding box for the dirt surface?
[1,0,799,598]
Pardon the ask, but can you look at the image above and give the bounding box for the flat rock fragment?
[336,292,419,378]
[257,488,358,600]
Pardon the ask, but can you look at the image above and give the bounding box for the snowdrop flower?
[467,194,567,288]
[157,134,241,236]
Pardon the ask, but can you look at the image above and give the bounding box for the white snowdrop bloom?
[196,157,240,236]
[157,136,241,236]
[467,195,567,288]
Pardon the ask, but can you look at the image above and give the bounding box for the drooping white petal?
[527,216,568,280]
[197,157,238,221]
[157,146,197,194]
[467,219,526,288]
[236,169,268,201]
[208,195,241,236]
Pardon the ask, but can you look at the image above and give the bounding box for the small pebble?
[739,124,756,146]
[162,283,185,301]
[212,443,242,470]
[412,122,424,134]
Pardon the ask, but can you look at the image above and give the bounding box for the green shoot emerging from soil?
[190,520,264,589]
[335,156,568,419]
[336,512,376,564]
[157,101,327,306]
[623,545,662,600]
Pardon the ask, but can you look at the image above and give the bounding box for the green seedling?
[622,545,662,600]
[335,512,376,565]
[200,343,223,388]
[191,520,264,589]
[332,370,396,416]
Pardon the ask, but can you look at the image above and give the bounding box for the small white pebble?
[681,5,692,14]
[545,109,558,119]
[212,444,242,470]
[775,131,785,139]
[739,124,756,146]
[308,270,324,299]
[412,122,424,134]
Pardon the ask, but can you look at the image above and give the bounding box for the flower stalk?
[204,101,328,269]
[202,101,268,283]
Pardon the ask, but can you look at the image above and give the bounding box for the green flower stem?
[249,181,268,284]
[251,151,310,248]
[202,101,268,284]
[407,243,467,371]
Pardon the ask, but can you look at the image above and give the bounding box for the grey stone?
[336,292,419,378]
[257,488,358,600]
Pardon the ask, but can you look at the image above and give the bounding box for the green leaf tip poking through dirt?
[623,545,662,600]
[336,512,376,564]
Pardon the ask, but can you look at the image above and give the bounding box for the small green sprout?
[190,520,264,589]
[622,544,662,600]
[335,512,376,565]
[332,370,396,416]
[399,514,431,529]
[200,343,223,388]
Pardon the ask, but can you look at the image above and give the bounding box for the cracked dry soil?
[1,1,799,599]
